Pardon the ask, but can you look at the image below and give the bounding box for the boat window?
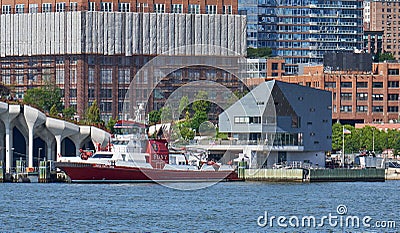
[91,153,114,159]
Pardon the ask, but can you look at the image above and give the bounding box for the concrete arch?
[61,137,76,156]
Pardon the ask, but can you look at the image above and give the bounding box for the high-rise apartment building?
[369,0,400,60]
[239,0,364,74]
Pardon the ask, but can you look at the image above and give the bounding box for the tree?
[148,110,162,125]
[106,117,118,134]
[190,111,208,132]
[247,47,272,58]
[178,96,189,118]
[192,91,210,113]
[23,83,62,112]
[62,107,76,120]
[49,104,58,117]
[378,53,395,62]
[84,100,101,125]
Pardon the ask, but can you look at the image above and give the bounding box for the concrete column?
[55,135,62,160]
[27,126,34,168]
[0,131,4,162]
[47,143,52,161]
[5,124,13,173]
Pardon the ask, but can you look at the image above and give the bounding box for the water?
[0,181,399,232]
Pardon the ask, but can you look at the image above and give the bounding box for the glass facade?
[239,0,363,74]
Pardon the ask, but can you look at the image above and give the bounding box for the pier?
[239,168,386,182]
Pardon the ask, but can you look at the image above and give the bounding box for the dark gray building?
[218,80,332,168]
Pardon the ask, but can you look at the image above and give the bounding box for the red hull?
[56,163,241,183]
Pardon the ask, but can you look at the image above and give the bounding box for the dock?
[239,168,386,182]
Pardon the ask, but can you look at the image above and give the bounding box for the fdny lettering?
[152,154,168,160]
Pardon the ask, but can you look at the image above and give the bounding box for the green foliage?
[84,100,101,125]
[62,107,76,120]
[106,117,118,134]
[148,110,162,125]
[192,91,210,113]
[23,83,62,112]
[247,47,272,58]
[178,96,189,117]
[378,53,395,62]
[332,123,400,153]
[190,111,208,132]
[160,105,173,122]
[216,127,228,140]
[49,104,58,117]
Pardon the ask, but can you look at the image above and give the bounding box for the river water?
[0,181,399,232]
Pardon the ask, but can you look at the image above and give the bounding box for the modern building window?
[340,93,352,101]
[118,69,130,84]
[271,63,279,70]
[234,116,261,124]
[188,4,200,14]
[89,2,96,11]
[356,93,368,101]
[388,106,399,112]
[70,2,78,11]
[372,94,384,101]
[29,4,38,13]
[15,4,25,14]
[56,2,66,12]
[340,105,352,112]
[101,2,113,12]
[372,106,383,112]
[171,4,183,13]
[356,106,368,112]
[388,81,399,88]
[341,82,352,88]
[372,82,383,88]
[119,3,130,12]
[206,5,217,14]
[388,69,400,75]
[42,3,52,12]
[154,4,165,13]
[324,82,336,88]
[356,82,368,88]
[388,94,399,101]
[223,5,232,14]
[2,5,11,14]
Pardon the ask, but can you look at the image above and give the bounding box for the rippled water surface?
[0,181,399,232]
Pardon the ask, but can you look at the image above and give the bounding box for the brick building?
[0,2,247,122]
[276,62,400,124]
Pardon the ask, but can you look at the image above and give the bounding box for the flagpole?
[342,126,345,168]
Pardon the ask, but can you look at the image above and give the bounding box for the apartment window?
[356,82,368,88]
[118,69,130,84]
[100,68,112,84]
[29,4,38,13]
[223,5,232,14]
[341,82,352,88]
[234,116,249,124]
[88,68,95,84]
[388,69,400,75]
[100,89,112,98]
[388,106,399,112]
[56,2,66,12]
[56,69,65,84]
[15,4,25,14]
[2,5,11,14]
[188,4,200,14]
[324,82,336,88]
[101,2,113,12]
[340,93,352,101]
[372,106,383,112]
[206,5,217,14]
[388,94,399,100]
[388,81,399,87]
[119,3,130,12]
[42,3,52,13]
[372,82,383,88]
[356,106,368,112]
[154,4,165,13]
[340,105,352,112]
[271,63,279,70]
[70,2,78,11]
[372,94,384,101]
[69,89,77,98]
[356,93,368,101]
[171,4,183,13]
[89,2,96,11]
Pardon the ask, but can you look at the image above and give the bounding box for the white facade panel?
[149,13,157,55]
[142,13,150,54]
